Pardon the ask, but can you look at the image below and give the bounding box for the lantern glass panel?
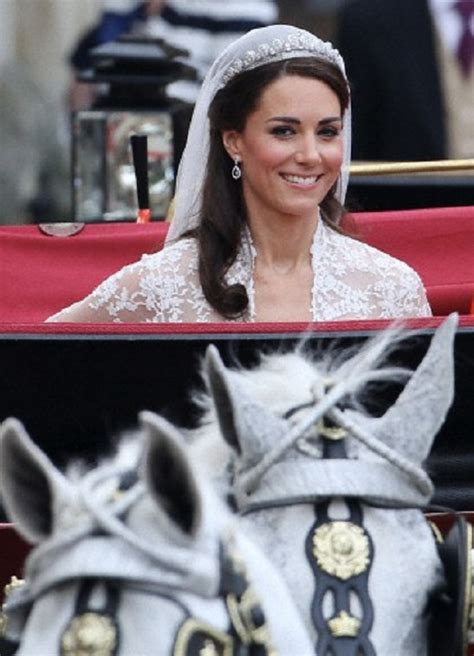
[73,110,173,222]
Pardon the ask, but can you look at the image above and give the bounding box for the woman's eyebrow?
[266,115,343,125]
[266,116,300,124]
[319,117,343,125]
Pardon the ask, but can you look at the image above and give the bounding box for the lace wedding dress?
[47,221,432,323]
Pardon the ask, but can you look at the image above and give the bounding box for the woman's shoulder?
[93,236,199,292]
[136,236,198,271]
[46,237,200,323]
[324,225,422,279]
[318,223,432,317]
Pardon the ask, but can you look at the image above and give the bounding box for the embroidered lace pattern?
[47,223,432,323]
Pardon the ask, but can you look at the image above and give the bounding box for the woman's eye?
[270,125,295,137]
[318,126,341,138]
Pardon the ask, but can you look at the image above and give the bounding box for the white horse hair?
[190,314,459,655]
[0,412,313,655]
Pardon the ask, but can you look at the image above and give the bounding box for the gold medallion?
[61,612,117,656]
[312,521,370,580]
[315,418,347,441]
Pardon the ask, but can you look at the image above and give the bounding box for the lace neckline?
[230,218,323,321]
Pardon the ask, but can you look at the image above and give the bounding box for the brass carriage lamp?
[71,36,196,222]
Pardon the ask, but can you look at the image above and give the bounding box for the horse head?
[0,412,311,655]
[194,315,459,655]
[202,314,456,510]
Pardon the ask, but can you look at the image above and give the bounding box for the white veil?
[165,24,351,245]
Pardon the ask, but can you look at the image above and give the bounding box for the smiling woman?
[222,76,344,226]
[47,24,432,324]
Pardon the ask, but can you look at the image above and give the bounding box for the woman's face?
[222,74,344,225]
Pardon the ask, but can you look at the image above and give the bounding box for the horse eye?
[119,470,138,491]
[250,605,265,628]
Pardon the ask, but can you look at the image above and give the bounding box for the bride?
[48,24,431,323]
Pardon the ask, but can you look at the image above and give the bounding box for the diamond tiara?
[222,31,345,86]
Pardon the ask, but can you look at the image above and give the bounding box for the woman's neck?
[248,210,319,273]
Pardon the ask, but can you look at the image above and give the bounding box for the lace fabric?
[47,223,432,323]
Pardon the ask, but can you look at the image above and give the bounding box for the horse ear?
[373,313,458,462]
[204,345,242,453]
[204,345,290,466]
[139,411,203,537]
[0,418,71,544]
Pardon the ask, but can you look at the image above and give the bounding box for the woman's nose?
[295,137,322,165]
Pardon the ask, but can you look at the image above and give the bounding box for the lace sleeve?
[370,262,433,319]
[46,239,212,323]
[46,257,164,323]
[313,228,434,320]
[403,271,432,317]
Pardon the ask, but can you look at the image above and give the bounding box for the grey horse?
[0,411,312,655]
[191,314,464,655]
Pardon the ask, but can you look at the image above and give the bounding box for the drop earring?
[231,157,242,180]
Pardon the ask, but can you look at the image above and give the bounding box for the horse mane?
[189,324,414,481]
[194,323,416,424]
[65,428,144,487]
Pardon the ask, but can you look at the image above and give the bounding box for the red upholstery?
[0,524,30,602]
[0,206,472,323]
[1,315,474,334]
[0,222,168,323]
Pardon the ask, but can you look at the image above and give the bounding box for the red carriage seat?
[0,205,472,323]
[0,222,168,323]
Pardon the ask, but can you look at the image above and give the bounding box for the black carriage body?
[0,320,473,510]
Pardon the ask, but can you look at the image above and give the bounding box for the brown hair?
[188,57,350,319]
